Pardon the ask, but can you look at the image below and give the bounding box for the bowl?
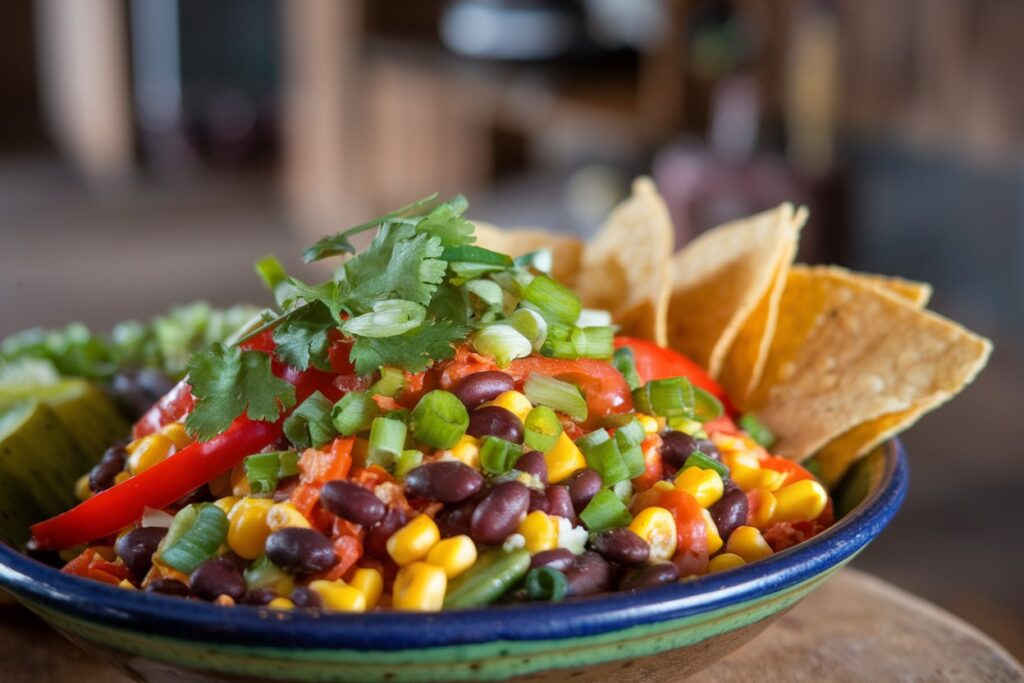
[0,440,907,682]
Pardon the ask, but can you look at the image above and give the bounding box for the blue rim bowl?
[0,439,908,682]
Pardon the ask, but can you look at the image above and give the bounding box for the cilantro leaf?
[185,344,297,441]
[416,195,475,247]
[302,194,439,263]
[427,281,470,326]
[339,224,446,311]
[273,301,335,371]
[348,320,469,376]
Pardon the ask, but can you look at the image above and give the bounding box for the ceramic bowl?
[0,440,907,682]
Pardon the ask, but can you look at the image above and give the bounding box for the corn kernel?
[387,514,441,566]
[487,391,533,422]
[349,567,384,608]
[754,468,787,491]
[628,506,677,561]
[309,579,367,612]
[449,435,481,469]
[127,433,174,475]
[426,535,478,578]
[118,579,136,590]
[213,496,241,516]
[772,479,828,524]
[674,467,724,508]
[159,422,192,450]
[227,497,275,559]
[266,502,312,532]
[517,511,558,554]
[392,561,447,611]
[267,597,294,610]
[726,526,773,563]
[723,451,762,490]
[544,431,587,484]
[114,471,132,485]
[635,414,660,435]
[215,595,236,607]
[701,509,723,555]
[708,552,746,574]
[749,489,777,528]
[74,474,92,501]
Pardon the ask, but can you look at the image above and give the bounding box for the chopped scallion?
[507,308,547,352]
[471,324,532,367]
[410,390,469,449]
[682,451,730,480]
[523,405,563,453]
[283,391,337,449]
[158,503,229,574]
[342,300,426,338]
[525,566,567,601]
[522,275,581,326]
[611,346,641,391]
[577,431,630,486]
[370,366,405,398]
[441,245,514,266]
[739,413,775,448]
[579,490,632,532]
[244,451,300,494]
[367,417,407,471]
[395,449,424,479]
[524,372,588,422]
[479,436,523,475]
[331,391,380,436]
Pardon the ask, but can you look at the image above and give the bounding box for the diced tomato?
[62,548,130,585]
[350,465,395,490]
[431,345,499,390]
[326,333,356,375]
[298,438,354,485]
[703,414,739,435]
[372,395,403,412]
[323,534,363,581]
[290,484,322,519]
[506,356,633,425]
[632,434,664,491]
[656,488,710,576]
[761,500,834,552]
[240,329,277,353]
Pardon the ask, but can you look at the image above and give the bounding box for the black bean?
[175,484,214,507]
[467,406,524,444]
[320,480,387,526]
[189,557,246,601]
[661,431,720,469]
[592,528,651,565]
[530,548,576,572]
[470,481,530,545]
[403,461,484,503]
[240,588,277,605]
[451,371,515,409]
[515,450,548,485]
[528,489,550,513]
[567,469,602,512]
[291,586,324,609]
[144,578,190,597]
[709,484,749,542]
[435,499,476,538]
[110,368,176,420]
[564,551,612,597]
[265,528,337,575]
[114,526,167,579]
[89,443,128,493]
[619,561,681,591]
[546,485,576,523]
[365,507,408,558]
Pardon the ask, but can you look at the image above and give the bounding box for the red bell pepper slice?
[31,362,341,550]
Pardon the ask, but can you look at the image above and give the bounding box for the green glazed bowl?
[0,442,906,682]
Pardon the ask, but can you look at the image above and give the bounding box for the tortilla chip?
[471,221,584,287]
[574,177,674,345]
[667,204,802,380]
[748,265,991,461]
[810,271,934,485]
[716,207,807,406]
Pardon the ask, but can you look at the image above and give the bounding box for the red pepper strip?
[133,379,194,439]
[31,363,339,550]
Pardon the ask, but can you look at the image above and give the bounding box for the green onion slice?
[368,416,407,471]
[471,325,532,367]
[523,405,563,453]
[410,390,469,449]
[525,566,567,602]
[522,275,581,326]
[244,554,291,591]
[682,451,730,480]
[370,366,405,398]
[342,300,426,338]
[579,489,633,532]
[395,449,424,479]
[244,451,300,495]
[524,373,588,422]
[480,436,523,475]
[612,346,641,391]
[507,308,547,352]
[158,503,229,574]
[331,391,381,436]
[283,391,337,449]
[577,431,630,486]
[513,249,553,274]
[692,386,724,422]
[442,245,514,266]
[739,413,775,448]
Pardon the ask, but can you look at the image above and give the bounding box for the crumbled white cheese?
[555,516,589,555]
[502,533,526,552]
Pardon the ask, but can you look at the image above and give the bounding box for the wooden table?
[2,569,1021,682]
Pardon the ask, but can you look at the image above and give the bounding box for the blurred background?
[1,0,1022,660]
